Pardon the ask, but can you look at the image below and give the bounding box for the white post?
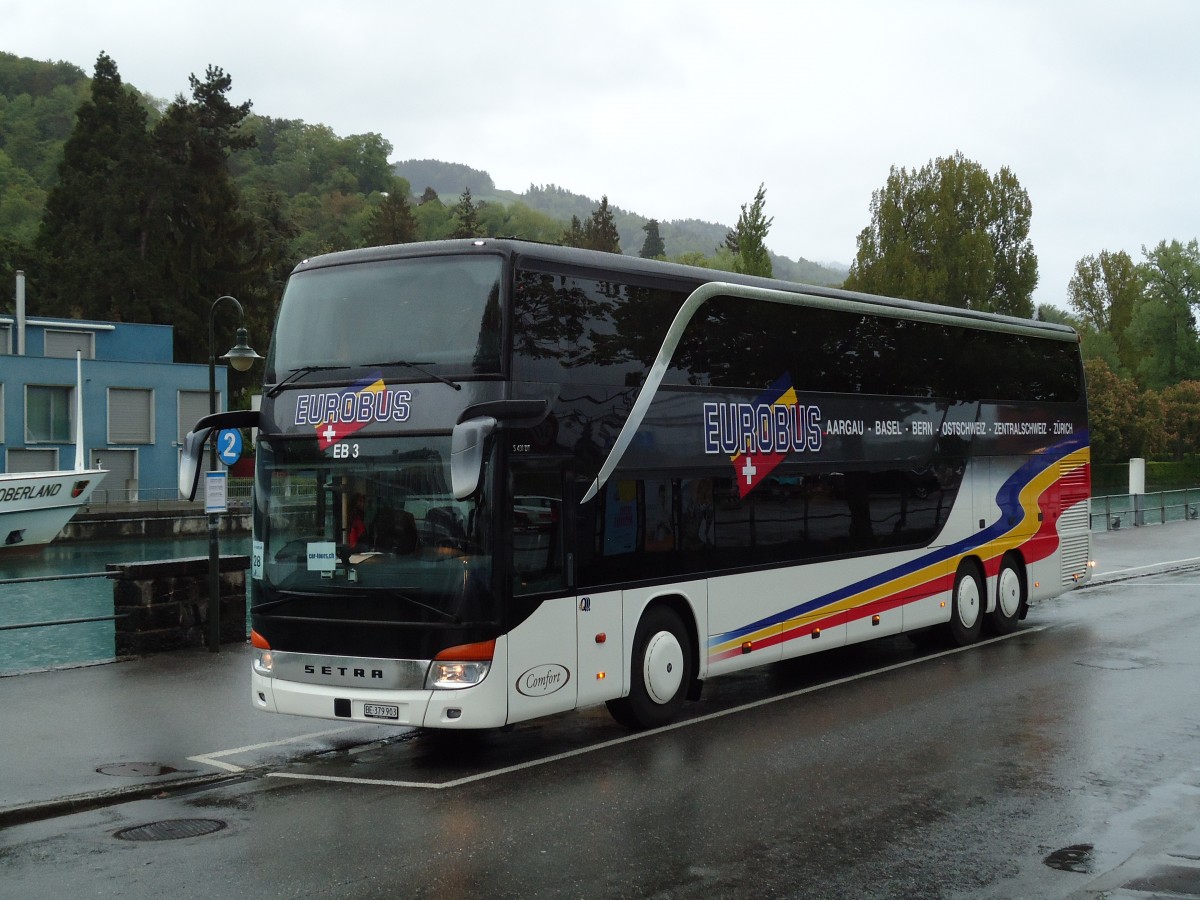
[1130,458,1146,526]
[15,270,26,356]
[74,351,85,472]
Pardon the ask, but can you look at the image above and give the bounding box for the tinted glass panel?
[270,255,503,379]
[512,269,687,386]
[668,295,1081,402]
[512,270,1081,403]
[574,463,961,589]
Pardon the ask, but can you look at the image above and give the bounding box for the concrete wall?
[110,555,249,655]
[62,509,250,542]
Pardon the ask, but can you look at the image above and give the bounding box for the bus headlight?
[425,639,495,690]
[253,648,274,676]
[251,630,274,677]
[426,660,491,689]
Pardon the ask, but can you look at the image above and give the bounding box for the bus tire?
[606,605,694,730]
[947,561,985,646]
[986,554,1025,636]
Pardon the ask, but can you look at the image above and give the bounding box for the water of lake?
[0,535,251,675]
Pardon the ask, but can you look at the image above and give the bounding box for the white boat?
[0,467,106,549]
[0,351,107,551]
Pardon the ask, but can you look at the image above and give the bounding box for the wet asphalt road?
[2,572,1199,899]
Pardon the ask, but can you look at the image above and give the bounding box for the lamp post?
[207,295,262,652]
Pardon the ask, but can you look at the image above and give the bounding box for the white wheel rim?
[956,575,981,629]
[643,630,684,705]
[998,567,1022,618]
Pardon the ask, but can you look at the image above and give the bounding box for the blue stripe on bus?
[708,431,1089,647]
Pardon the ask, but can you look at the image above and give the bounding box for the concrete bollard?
[109,555,249,655]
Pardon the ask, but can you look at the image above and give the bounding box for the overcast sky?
[6,0,1199,309]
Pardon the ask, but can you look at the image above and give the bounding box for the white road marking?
[266,627,1049,790]
[188,727,376,774]
[1095,557,1200,579]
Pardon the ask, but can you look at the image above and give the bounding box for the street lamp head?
[221,326,263,373]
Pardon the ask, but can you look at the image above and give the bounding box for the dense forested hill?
[392,160,846,283]
[2,51,846,297]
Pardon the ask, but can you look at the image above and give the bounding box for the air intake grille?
[1058,458,1091,586]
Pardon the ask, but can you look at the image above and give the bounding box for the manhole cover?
[115,819,227,842]
[97,762,179,777]
[1044,843,1094,873]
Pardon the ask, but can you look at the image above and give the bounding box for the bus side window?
[511,466,565,596]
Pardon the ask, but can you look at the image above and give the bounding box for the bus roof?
[291,238,1079,342]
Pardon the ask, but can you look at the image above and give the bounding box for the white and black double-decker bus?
[181,239,1090,730]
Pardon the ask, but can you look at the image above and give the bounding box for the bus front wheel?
[606,606,694,730]
[947,561,985,646]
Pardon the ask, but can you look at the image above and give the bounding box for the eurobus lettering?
[180,239,1091,732]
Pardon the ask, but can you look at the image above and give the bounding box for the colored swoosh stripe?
[708,432,1090,662]
[315,374,386,450]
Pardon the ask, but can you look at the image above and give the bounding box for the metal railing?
[1090,489,1200,531]
[0,571,121,631]
[82,478,254,513]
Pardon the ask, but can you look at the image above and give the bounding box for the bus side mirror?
[177,409,263,501]
[178,426,214,500]
[451,416,497,500]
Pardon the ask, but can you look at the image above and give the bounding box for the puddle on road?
[96,762,182,777]
[1044,843,1095,873]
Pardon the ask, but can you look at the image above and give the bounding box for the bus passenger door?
[506,461,577,724]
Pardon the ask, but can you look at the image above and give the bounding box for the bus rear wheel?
[947,561,985,646]
[606,606,694,730]
[986,554,1025,635]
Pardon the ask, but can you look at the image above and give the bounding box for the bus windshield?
[267,255,504,379]
[254,435,496,628]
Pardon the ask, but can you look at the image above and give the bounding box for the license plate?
[363,703,400,720]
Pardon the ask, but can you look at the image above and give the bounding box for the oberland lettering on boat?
[517,664,570,697]
[304,664,386,679]
[0,483,62,503]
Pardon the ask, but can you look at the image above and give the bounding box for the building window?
[7,448,58,473]
[178,390,211,443]
[0,325,11,354]
[108,388,154,444]
[44,330,96,360]
[25,385,73,443]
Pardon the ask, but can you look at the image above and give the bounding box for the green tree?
[413,192,451,240]
[586,195,622,253]
[640,218,666,258]
[1083,358,1158,462]
[1067,250,1141,374]
[561,195,620,253]
[1127,239,1200,389]
[560,215,586,248]
[476,199,563,243]
[450,187,481,238]
[150,64,259,361]
[35,52,158,320]
[1157,381,1200,460]
[845,151,1037,317]
[726,183,772,277]
[364,178,417,247]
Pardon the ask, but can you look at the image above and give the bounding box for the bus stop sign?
[217,428,243,466]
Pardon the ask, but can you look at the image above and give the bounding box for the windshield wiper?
[266,364,351,398]
[366,359,462,391]
[255,587,462,623]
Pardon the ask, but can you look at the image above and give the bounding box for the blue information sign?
[217,428,243,466]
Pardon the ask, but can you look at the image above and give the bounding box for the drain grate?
[97,762,179,778]
[1044,843,1094,873]
[114,819,227,842]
